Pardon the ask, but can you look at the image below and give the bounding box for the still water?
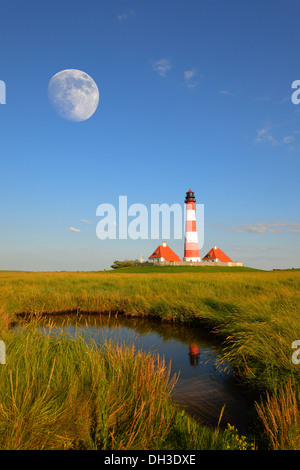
[43,313,253,434]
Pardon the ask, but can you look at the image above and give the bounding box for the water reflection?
[189,344,200,367]
[32,313,253,433]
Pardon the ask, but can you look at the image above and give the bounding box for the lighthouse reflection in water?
[189,344,200,367]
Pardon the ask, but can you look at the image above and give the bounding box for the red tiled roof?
[202,246,232,262]
[149,244,181,261]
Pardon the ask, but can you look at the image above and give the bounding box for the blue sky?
[0,0,299,271]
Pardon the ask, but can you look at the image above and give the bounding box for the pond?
[38,313,253,434]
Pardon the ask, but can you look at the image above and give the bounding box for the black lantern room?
[185,189,196,203]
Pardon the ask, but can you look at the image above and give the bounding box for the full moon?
[48,69,99,122]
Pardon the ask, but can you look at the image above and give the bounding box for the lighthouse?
[183,189,201,262]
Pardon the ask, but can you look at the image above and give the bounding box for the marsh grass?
[0,269,299,449]
[1,270,299,390]
[0,320,254,450]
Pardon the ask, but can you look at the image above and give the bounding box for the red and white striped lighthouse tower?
[183,189,201,262]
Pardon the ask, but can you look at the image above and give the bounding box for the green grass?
[0,269,299,392]
[0,321,255,450]
[0,268,299,449]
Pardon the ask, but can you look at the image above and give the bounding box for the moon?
[48,69,99,122]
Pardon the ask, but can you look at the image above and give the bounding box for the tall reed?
[255,381,300,450]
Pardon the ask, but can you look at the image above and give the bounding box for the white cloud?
[254,127,279,146]
[81,219,92,224]
[254,94,271,102]
[254,123,297,147]
[183,69,199,88]
[117,10,135,21]
[229,224,282,234]
[228,221,300,234]
[228,245,287,252]
[69,227,81,233]
[184,69,196,81]
[283,135,295,144]
[254,127,267,143]
[219,90,237,97]
[151,58,172,77]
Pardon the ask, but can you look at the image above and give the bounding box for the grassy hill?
[109,265,263,273]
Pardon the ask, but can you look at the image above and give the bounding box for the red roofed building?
[148,242,181,263]
[202,245,233,263]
